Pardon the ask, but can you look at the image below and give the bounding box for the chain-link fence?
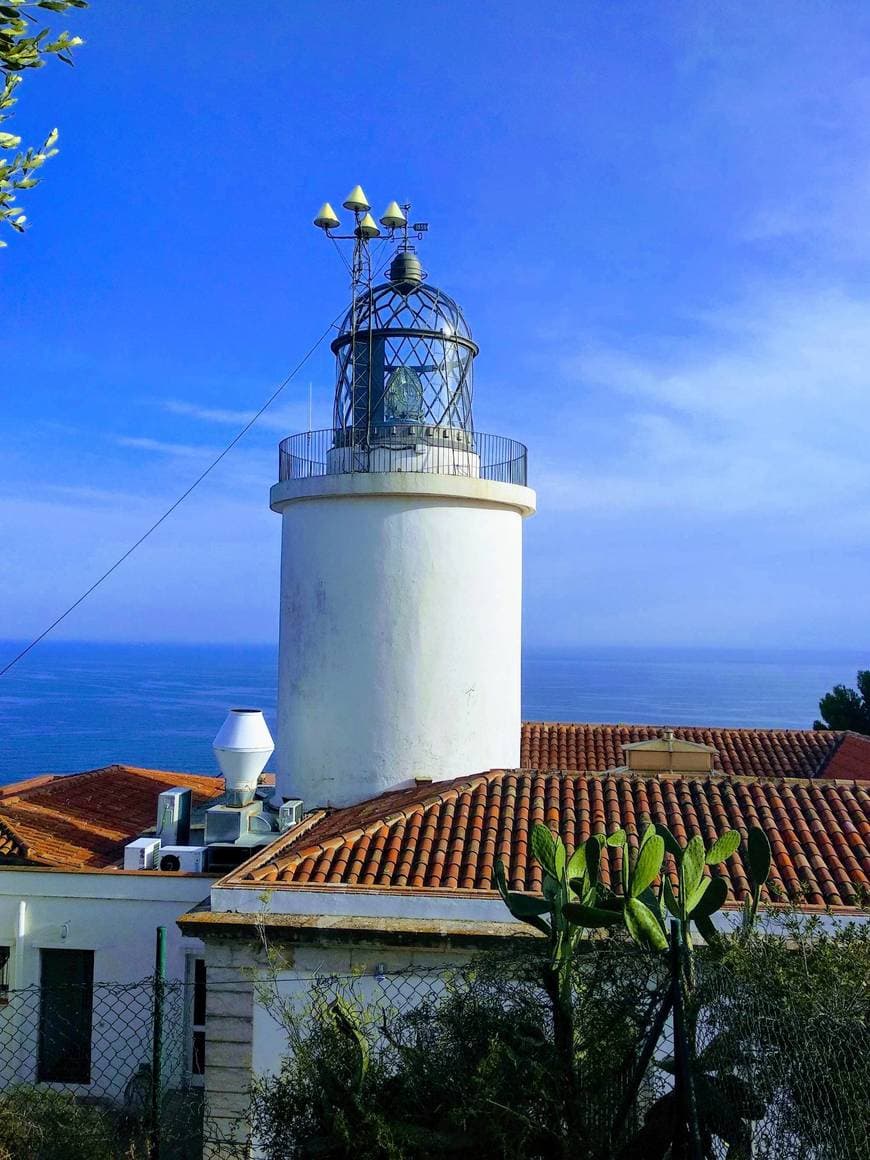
[0,975,203,1159]
[4,935,864,1158]
[248,933,869,1160]
[684,960,869,1160]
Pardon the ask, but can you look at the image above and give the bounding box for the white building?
[0,766,223,1100]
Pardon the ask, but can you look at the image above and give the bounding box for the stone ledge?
[181,908,538,949]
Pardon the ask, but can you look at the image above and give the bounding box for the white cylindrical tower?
[272,213,535,808]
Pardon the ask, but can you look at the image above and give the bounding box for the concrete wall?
[250,940,468,1078]
[271,473,536,808]
[212,882,517,924]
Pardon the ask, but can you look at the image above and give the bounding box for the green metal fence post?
[151,925,167,1160]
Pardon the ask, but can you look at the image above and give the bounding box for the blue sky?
[3,1,870,649]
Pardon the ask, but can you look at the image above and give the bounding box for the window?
[191,957,206,1076]
[38,949,94,1083]
[0,946,9,1004]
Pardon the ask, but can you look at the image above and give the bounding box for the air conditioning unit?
[279,799,304,832]
[158,845,206,873]
[156,787,192,846]
[124,838,160,871]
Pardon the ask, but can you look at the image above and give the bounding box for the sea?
[0,641,865,785]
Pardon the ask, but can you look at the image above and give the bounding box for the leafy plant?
[249,847,869,1160]
[1,1,87,244]
[719,910,870,1159]
[496,820,773,1159]
[250,946,664,1160]
[497,819,766,957]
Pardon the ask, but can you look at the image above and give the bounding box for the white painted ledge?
[270,472,537,517]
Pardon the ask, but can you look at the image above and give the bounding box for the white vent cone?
[213,709,274,807]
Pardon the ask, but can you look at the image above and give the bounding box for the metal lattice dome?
[331,249,477,448]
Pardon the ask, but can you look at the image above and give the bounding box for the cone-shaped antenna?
[379,200,407,229]
[356,211,380,239]
[313,201,340,231]
[343,184,371,212]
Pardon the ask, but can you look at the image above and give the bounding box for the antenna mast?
[313,187,429,441]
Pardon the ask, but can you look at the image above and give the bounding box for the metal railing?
[277,427,528,486]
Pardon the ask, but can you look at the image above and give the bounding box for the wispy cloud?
[1,490,278,643]
[159,397,316,434]
[163,401,260,425]
[545,288,870,541]
[115,436,217,459]
[673,6,870,256]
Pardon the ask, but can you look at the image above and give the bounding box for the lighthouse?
[271,188,536,808]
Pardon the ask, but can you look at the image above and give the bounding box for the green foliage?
[705,830,740,865]
[250,946,666,1160]
[691,874,727,922]
[707,913,870,1159]
[608,824,774,1160]
[0,1,87,244]
[814,669,870,733]
[630,834,664,898]
[628,1040,768,1160]
[0,1086,128,1160]
[623,895,667,950]
[251,825,781,1159]
[496,820,772,964]
[251,911,867,1160]
[498,820,773,1159]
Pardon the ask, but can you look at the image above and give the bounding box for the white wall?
[272,473,536,808]
[0,868,209,987]
[0,869,209,1102]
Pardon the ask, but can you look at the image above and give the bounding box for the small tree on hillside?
[814,670,870,734]
[1,0,87,244]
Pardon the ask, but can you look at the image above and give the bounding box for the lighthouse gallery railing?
[278,428,527,486]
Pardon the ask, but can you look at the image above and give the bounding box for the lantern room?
[331,247,477,453]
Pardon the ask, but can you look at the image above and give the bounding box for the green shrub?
[712,912,870,1159]
[0,1086,130,1160]
[250,943,665,1160]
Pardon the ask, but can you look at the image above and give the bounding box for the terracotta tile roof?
[239,768,870,911]
[0,765,224,869]
[519,722,857,780]
[819,732,870,781]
